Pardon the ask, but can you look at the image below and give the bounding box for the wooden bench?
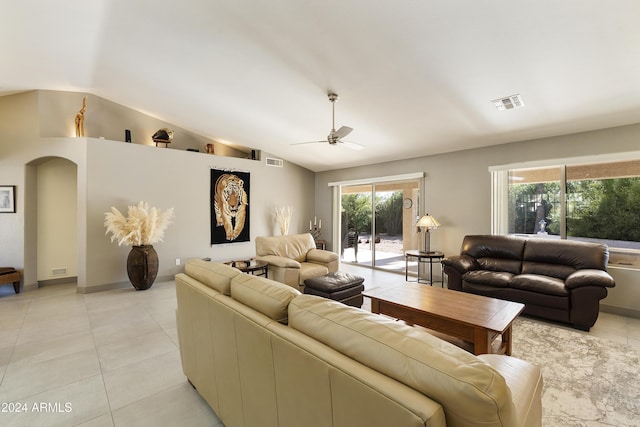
[0,268,20,293]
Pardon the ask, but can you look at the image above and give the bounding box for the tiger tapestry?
[210,168,250,245]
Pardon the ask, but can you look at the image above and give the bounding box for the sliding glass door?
[340,179,420,273]
[340,185,373,267]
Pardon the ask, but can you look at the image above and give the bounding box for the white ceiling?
[2,1,640,171]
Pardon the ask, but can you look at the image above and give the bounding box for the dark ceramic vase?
[127,245,159,290]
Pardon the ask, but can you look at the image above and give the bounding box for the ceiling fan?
[292,93,364,150]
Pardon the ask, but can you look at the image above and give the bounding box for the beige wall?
[1,91,315,293]
[36,158,78,281]
[3,89,640,315]
[316,123,640,317]
[37,90,249,157]
[81,137,314,292]
[0,91,39,272]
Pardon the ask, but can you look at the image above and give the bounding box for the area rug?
[511,317,640,426]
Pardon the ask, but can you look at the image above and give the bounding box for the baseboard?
[38,277,78,287]
[75,275,174,294]
[23,275,174,294]
[601,303,640,319]
[23,282,39,292]
[76,281,131,294]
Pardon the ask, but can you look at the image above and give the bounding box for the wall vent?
[265,157,284,168]
[491,94,525,111]
[51,267,67,276]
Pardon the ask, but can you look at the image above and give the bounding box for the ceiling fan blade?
[341,141,365,150]
[334,126,353,139]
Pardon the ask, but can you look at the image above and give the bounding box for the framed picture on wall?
[0,186,16,213]
[210,169,250,245]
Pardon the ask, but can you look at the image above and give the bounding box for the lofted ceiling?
[2,1,640,172]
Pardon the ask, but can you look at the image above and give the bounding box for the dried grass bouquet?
[104,201,174,246]
[273,205,292,235]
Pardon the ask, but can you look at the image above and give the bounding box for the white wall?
[316,123,640,317]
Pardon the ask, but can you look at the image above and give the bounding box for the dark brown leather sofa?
[442,235,615,331]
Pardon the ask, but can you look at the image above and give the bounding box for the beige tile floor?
[0,279,222,427]
[0,265,638,426]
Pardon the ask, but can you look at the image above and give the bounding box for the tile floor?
[0,264,638,426]
[0,279,221,427]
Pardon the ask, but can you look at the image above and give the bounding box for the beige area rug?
[511,317,640,426]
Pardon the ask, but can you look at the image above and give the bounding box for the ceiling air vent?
[492,94,525,111]
[265,157,284,168]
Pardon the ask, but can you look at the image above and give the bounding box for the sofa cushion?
[510,274,569,297]
[460,235,525,274]
[463,270,513,288]
[255,233,316,263]
[521,261,575,280]
[289,294,517,427]
[230,273,301,323]
[463,282,570,310]
[185,260,241,295]
[477,258,522,275]
[522,238,609,271]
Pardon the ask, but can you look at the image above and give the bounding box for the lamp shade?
[416,214,440,229]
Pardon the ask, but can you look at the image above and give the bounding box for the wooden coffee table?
[363,283,524,355]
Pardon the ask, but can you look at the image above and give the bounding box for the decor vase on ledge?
[104,201,174,291]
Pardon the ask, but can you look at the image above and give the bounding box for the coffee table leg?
[370,298,380,314]
[473,328,491,355]
[502,326,513,356]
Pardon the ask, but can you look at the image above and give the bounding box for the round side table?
[404,250,444,286]
[224,259,269,277]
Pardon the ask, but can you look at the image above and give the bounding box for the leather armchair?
[255,233,339,290]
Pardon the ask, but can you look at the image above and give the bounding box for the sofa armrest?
[478,354,543,426]
[306,249,339,264]
[565,269,615,290]
[441,255,479,274]
[256,255,301,269]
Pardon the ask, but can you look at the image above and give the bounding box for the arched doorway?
[24,157,78,290]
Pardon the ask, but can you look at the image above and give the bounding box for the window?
[508,167,562,236]
[493,158,640,268]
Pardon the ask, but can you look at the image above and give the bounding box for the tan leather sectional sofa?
[175,259,543,427]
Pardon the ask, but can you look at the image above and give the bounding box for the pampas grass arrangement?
[273,205,292,235]
[104,201,174,246]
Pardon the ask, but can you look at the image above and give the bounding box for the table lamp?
[416,214,440,253]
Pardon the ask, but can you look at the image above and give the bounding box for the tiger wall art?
[210,169,250,244]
